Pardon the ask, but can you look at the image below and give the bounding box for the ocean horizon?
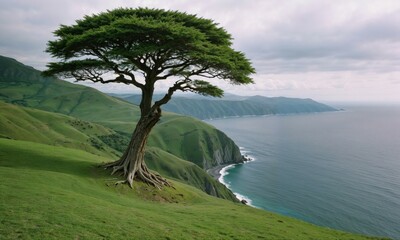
[207,105,400,239]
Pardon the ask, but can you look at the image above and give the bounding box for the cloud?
[236,1,400,75]
[0,0,399,102]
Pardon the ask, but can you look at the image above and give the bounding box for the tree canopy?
[44,8,255,102]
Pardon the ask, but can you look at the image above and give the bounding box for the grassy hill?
[0,55,247,200]
[0,138,385,240]
[0,101,125,158]
[0,55,243,169]
[0,100,237,201]
[0,55,141,128]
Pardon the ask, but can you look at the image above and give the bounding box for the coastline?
[206,164,231,180]
[208,162,256,206]
[207,147,257,206]
[202,109,341,121]
[206,148,255,181]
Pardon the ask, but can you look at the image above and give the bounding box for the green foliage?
[190,80,224,97]
[0,139,386,240]
[97,133,130,153]
[44,8,255,98]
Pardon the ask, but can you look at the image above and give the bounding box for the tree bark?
[103,107,171,189]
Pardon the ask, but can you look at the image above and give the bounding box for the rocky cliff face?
[205,129,243,169]
[149,118,244,171]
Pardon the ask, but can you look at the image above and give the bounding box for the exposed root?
[103,161,173,190]
[114,180,126,186]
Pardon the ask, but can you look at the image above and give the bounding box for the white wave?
[239,147,256,163]
[233,192,255,207]
[218,164,236,188]
[218,168,257,207]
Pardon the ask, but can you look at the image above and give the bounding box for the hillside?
[0,138,385,240]
[0,55,243,168]
[149,115,243,169]
[117,93,337,120]
[0,55,243,166]
[0,101,124,158]
[0,55,243,200]
[0,56,141,127]
[0,101,238,200]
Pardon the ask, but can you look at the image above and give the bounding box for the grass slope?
[0,55,243,170]
[0,101,237,201]
[1,56,141,132]
[146,147,237,200]
[0,101,126,158]
[0,75,141,130]
[0,139,385,240]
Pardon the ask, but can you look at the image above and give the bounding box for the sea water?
[207,105,400,239]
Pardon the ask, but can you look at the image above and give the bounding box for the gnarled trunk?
[104,107,171,189]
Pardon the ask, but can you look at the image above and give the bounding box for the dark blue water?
[207,106,400,239]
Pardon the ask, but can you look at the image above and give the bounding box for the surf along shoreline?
[207,148,256,206]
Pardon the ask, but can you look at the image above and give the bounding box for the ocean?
[207,105,400,239]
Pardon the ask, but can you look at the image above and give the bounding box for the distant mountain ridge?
[112,93,338,120]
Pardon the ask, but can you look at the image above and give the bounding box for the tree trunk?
[103,107,171,189]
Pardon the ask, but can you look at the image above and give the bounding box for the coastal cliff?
[148,117,244,170]
[207,129,244,169]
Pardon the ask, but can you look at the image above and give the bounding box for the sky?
[0,0,399,103]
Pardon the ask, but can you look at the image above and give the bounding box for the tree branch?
[151,79,189,110]
[91,47,145,89]
[113,68,144,89]
[156,62,193,81]
[71,70,131,84]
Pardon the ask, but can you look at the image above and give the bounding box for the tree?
[44,8,255,188]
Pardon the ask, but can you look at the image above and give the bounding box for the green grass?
[0,101,124,158]
[0,79,141,128]
[0,139,387,239]
[145,147,238,201]
[0,101,238,201]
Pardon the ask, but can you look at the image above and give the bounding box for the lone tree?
[44,8,254,188]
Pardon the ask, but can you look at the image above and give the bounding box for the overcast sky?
[1,0,399,103]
